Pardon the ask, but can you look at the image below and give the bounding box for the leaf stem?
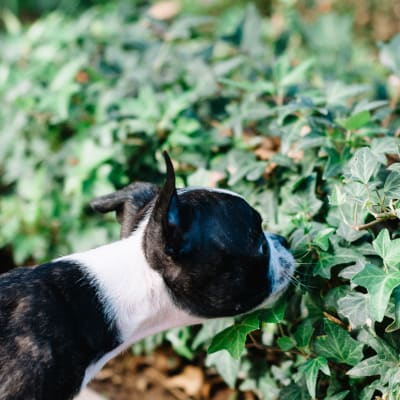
[354,212,398,231]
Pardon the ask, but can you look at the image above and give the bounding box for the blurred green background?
[2,0,400,41]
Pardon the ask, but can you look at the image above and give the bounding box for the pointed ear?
[90,182,159,238]
[151,152,189,257]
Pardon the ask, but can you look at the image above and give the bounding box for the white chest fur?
[62,219,204,389]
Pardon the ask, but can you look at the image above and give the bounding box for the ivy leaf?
[383,171,400,199]
[372,229,400,268]
[386,286,400,332]
[280,58,315,87]
[192,318,234,349]
[357,329,398,362]
[371,228,400,268]
[337,292,372,328]
[313,228,335,251]
[280,384,310,400]
[372,229,391,261]
[166,327,194,360]
[314,248,361,279]
[294,319,315,348]
[338,110,370,130]
[379,33,400,76]
[205,351,241,388]
[259,301,286,323]
[297,356,330,398]
[348,147,379,184]
[325,391,350,400]
[352,263,400,322]
[277,336,296,351]
[347,355,391,378]
[207,313,260,359]
[313,320,364,366]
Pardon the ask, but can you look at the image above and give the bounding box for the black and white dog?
[0,152,294,400]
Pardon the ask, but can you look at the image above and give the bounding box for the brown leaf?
[287,147,304,161]
[166,366,204,396]
[148,1,180,20]
[209,171,225,187]
[300,125,311,137]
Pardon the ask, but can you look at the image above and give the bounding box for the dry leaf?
[148,1,180,20]
[166,366,204,396]
[209,171,225,187]
[300,125,311,137]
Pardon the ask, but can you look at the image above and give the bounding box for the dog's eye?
[259,241,268,256]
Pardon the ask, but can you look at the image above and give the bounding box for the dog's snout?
[270,234,290,250]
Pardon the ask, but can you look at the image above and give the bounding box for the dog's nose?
[270,234,290,249]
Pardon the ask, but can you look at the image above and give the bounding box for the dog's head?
[92,152,294,318]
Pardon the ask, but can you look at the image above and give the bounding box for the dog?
[0,152,294,400]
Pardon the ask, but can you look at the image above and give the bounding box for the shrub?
[1,2,400,398]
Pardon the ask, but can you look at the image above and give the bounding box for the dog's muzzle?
[265,232,295,294]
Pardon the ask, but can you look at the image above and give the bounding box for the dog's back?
[0,262,118,400]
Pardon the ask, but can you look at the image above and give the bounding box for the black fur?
[0,261,119,400]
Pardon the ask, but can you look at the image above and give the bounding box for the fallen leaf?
[166,366,204,396]
[148,1,180,20]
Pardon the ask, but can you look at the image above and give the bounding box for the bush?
[1,2,400,398]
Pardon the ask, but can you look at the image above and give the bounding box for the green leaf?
[294,320,315,349]
[277,336,296,351]
[385,244,400,268]
[1,9,21,34]
[207,313,260,359]
[205,351,241,388]
[314,248,361,279]
[383,171,400,199]
[313,228,335,251]
[379,33,400,76]
[352,263,400,321]
[280,58,315,87]
[386,286,400,332]
[325,391,350,400]
[373,229,391,261]
[337,292,372,328]
[348,147,379,184]
[259,301,286,323]
[298,356,330,398]
[50,56,87,91]
[280,384,310,400]
[192,318,234,349]
[357,329,398,362]
[313,320,364,365]
[339,110,371,130]
[375,230,400,268]
[347,355,389,378]
[166,328,194,360]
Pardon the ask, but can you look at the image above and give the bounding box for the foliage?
[1,1,400,398]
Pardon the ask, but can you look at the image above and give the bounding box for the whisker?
[282,270,318,289]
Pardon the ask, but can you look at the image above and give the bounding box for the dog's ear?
[91,182,159,238]
[151,152,191,258]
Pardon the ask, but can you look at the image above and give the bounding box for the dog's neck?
[62,218,203,387]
